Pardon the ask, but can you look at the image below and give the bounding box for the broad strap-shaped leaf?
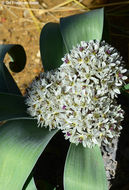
[0,62,21,95]
[25,178,37,190]
[0,119,58,190]
[0,44,26,95]
[0,93,29,121]
[102,12,111,43]
[60,8,104,51]
[0,44,26,73]
[64,144,108,190]
[40,23,66,71]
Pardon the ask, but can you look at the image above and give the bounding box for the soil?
[0,0,129,190]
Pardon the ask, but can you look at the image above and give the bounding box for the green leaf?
[0,44,26,95]
[102,13,111,43]
[0,62,21,95]
[0,93,29,121]
[40,23,66,71]
[124,83,129,90]
[64,144,108,190]
[121,88,129,98]
[0,119,58,190]
[0,44,26,72]
[60,8,104,51]
[25,178,37,190]
[36,179,54,190]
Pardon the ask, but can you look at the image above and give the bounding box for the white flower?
[26,40,127,148]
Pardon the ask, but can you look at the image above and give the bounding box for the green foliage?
[0,119,58,190]
[0,93,29,121]
[60,8,104,51]
[25,178,37,190]
[123,83,129,90]
[64,144,108,190]
[40,23,66,71]
[121,84,129,98]
[0,44,26,95]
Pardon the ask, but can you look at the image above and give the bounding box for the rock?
[42,2,48,8]
[35,58,40,63]
[23,10,30,18]
[0,6,3,11]
[37,50,40,58]
[0,39,6,44]
[33,68,39,73]
[0,40,4,44]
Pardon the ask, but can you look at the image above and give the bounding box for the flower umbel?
[26,40,127,148]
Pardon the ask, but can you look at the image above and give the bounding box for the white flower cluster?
[26,40,127,148]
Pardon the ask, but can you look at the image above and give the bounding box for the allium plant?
[0,8,128,190]
[26,40,126,149]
